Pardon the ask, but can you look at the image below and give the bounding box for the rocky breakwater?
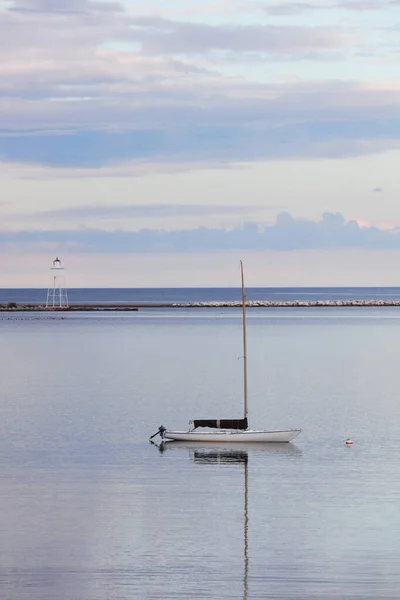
[0,303,139,311]
[171,299,400,308]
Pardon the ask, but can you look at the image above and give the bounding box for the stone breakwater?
[171,300,400,308]
[0,304,139,311]
[2,300,400,311]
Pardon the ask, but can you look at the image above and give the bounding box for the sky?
[1,0,400,287]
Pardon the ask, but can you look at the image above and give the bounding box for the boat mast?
[240,261,248,421]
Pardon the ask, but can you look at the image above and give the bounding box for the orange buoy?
[345,439,353,445]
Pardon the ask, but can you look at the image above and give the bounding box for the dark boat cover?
[193,418,248,430]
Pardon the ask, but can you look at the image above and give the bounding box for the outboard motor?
[149,425,167,441]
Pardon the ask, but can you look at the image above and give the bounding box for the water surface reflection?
[150,441,301,600]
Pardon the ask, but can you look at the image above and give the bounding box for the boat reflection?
[150,439,301,457]
[150,441,301,600]
[192,449,248,464]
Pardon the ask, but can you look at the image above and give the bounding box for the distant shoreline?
[3,300,400,311]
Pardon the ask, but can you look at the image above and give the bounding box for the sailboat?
[150,262,301,443]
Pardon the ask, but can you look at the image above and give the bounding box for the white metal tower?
[46,257,69,308]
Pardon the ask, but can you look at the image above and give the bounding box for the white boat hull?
[163,428,301,443]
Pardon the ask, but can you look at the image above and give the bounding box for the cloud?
[0,0,397,168]
[263,0,400,14]
[2,212,400,253]
[132,17,348,54]
[0,4,348,113]
[373,187,383,192]
[0,0,359,169]
[10,0,123,13]
[0,157,248,179]
[23,203,282,220]
[2,79,400,167]
[1,1,348,69]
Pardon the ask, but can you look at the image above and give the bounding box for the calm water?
[1,307,400,599]
[2,286,400,304]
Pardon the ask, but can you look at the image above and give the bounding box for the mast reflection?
[190,446,249,600]
[151,441,301,600]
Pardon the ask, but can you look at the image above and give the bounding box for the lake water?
[2,286,400,305]
[1,306,400,599]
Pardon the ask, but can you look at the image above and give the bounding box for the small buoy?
[345,439,353,445]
